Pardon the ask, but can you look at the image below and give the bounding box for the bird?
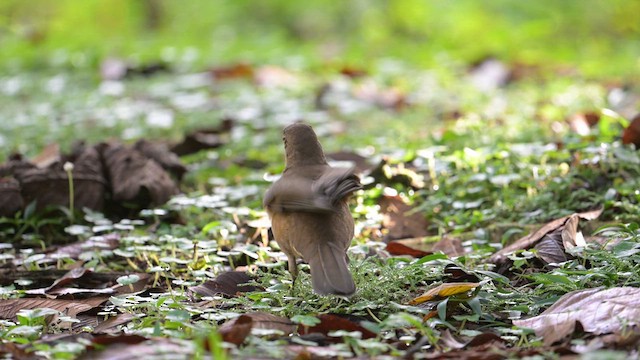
[263,123,361,296]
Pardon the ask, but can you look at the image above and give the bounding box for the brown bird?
[264,123,361,296]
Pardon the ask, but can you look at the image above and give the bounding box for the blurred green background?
[1,0,639,77]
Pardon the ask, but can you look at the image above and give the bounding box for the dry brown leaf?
[0,297,108,319]
[386,240,432,258]
[189,271,260,298]
[17,144,106,212]
[513,287,640,345]
[244,312,296,336]
[219,314,253,345]
[134,139,187,180]
[93,313,136,334]
[301,313,377,340]
[210,63,254,81]
[80,336,185,360]
[99,142,179,207]
[409,282,481,305]
[622,113,640,148]
[489,208,602,264]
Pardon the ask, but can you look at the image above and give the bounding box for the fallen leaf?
[219,314,253,345]
[134,139,187,180]
[409,282,481,305]
[31,143,60,168]
[622,113,640,148]
[489,208,602,264]
[0,297,108,319]
[386,241,432,258]
[300,314,377,340]
[99,142,180,207]
[170,119,233,156]
[210,63,254,81]
[189,271,260,298]
[244,312,296,336]
[513,287,640,345]
[17,144,106,212]
[93,313,136,334]
[81,335,186,360]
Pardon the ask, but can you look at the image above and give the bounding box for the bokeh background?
[1,0,639,77]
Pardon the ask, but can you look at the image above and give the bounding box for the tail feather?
[308,243,356,296]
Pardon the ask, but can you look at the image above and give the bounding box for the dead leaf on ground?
[300,313,377,340]
[622,113,640,148]
[99,142,180,207]
[379,195,429,241]
[219,314,253,345]
[80,335,187,360]
[170,119,233,156]
[409,282,481,305]
[387,236,464,258]
[243,312,296,336]
[210,62,254,81]
[0,297,108,319]
[386,240,432,258]
[93,313,136,334]
[16,144,106,213]
[31,143,61,168]
[513,287,640,346]
[339,65,368,78]
[46,233,120,261]
[489,208,602,265]
[134,139,187,180]
[189,271,261,298]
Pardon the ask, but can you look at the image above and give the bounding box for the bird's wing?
[313,166,362,205]
[264,175,333,213]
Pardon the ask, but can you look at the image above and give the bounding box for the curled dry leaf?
[300,313,377,340]
[210,62,254,81]
[17,144,106,212]
[134,139,187,180]
[622,113,640,148]
[513,287,640,346]
[219,315,253,346]
[386,240,432,258]
[189,271,261,298]
[100,142,179,207]
[409,282,481,305]
[170,119,233,156]
[489,208,602,264]
[0,297,108,319]
[81,336,186,360]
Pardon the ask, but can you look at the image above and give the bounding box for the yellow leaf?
[409,282,480,305]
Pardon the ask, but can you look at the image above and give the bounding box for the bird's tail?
[308,242,356,296]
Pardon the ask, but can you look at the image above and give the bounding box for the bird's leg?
[287,255,298,295]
